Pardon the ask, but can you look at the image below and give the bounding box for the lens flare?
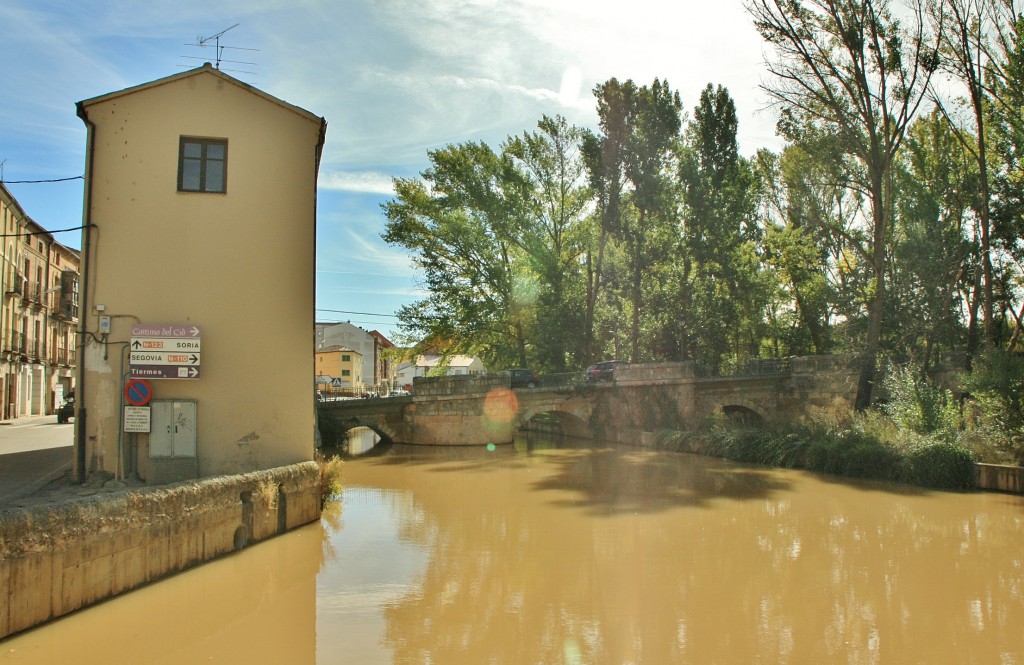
[482,387,519,425]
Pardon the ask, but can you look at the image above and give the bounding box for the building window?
[178,137,227,193]
[341,370,351,377]
[342,354,351,362]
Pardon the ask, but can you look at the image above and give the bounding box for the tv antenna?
[183,23,259,76]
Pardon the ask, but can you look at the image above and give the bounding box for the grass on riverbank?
[316,451,344,507]
[688,422,978,490]
[651,396,979,491]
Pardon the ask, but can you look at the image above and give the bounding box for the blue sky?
[0,0,778,341]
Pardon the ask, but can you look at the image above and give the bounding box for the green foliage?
[881,363,961,436]
[960,350,1024,464]
[902,441,977,489]
[699,418,977,490]
[371,3,1024,386]
[802,428,900,480]
[316,451,344,507]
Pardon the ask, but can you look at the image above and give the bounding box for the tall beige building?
[0,183,79,420]
[75,64,326,483]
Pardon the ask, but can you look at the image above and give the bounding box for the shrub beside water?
[700,422,977,490]
[902,441,977,489]
[316,451,344,507]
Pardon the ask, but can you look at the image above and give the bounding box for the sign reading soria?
[130,323,202,379]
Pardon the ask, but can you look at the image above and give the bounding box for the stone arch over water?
[517,409,592,439]
[720,403,766,426]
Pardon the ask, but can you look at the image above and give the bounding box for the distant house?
[75,64,326,483]
[395,354,486,388]
[315,346,362,394]
[315,322,395,393]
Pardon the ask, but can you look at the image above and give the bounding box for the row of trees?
[382,0,1024,409]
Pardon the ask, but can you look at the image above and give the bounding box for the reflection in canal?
[3,435,1024,664]
[321,436,1024,664]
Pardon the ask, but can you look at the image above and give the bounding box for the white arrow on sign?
[131,337,202,352]
[129,351,201,366]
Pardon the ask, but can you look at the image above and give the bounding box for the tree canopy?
[374,0,1024,390]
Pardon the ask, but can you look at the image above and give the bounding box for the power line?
[1,175,84,184]
[316,308,400,318]
[0,224,90,239]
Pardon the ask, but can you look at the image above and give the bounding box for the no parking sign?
[124,378,153,406]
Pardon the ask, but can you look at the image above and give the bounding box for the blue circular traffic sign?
[125,379,153,406]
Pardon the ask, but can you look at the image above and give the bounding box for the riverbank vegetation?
[380,0,1024,462]
[316,452,344,507]
[654,352,1024,489]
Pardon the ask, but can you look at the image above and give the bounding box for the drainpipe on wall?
[74,101,95,484]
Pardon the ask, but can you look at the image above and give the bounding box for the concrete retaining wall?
[0,461,320,639]
[975,463,1024,494]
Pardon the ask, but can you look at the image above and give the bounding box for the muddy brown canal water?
[3,436,1024,664]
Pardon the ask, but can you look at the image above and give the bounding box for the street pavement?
[0,416,74,505]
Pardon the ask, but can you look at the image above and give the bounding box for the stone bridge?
[318,355,861,447]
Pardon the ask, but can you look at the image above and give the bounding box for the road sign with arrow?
[130,323,203,380]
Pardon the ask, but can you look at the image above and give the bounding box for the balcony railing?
[4,275,25,297]
[4,331,26,356]
[25,337,40,361]
[50,347,76,367]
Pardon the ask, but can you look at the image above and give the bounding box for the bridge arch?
[719,400,767,426]
[320,415,399,448]
[517,406,592,440]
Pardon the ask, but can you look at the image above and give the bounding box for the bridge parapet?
[789,353,859,375]
[413,373,507,398]
[616,361,696,385]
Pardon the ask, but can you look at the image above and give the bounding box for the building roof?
[417,354,479,368]
[77,63,324,126]
[316,345,359,355]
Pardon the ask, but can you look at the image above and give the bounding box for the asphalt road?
[0,416,74,504]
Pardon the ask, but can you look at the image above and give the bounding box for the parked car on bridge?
[507,368,540,388]
[585,360,628,383]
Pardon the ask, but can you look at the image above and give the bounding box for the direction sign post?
[129,323,203,380]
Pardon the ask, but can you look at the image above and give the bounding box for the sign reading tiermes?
[130,323,202,380]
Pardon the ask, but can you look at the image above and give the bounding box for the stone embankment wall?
[0,462,320,639]
[975,463,1024,493]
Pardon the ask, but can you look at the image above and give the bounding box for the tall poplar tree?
[583,78,683,361]
[505,115,592,371]
[748,0,940,408]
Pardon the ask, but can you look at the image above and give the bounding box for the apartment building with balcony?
[0,182,80,420]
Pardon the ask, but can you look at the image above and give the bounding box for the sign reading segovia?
[129,323,203,380]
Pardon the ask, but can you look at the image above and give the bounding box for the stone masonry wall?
[0,461,320,639]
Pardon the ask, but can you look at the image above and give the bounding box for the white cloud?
[319,171,395,195]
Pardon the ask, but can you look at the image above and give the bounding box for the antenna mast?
[197,23,239,70]
[182,24,259,77]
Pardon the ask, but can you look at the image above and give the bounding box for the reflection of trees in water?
[530,445,788,514]
[358,442,788,663]
[340,441,1024,664]
[318,500,342,572]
